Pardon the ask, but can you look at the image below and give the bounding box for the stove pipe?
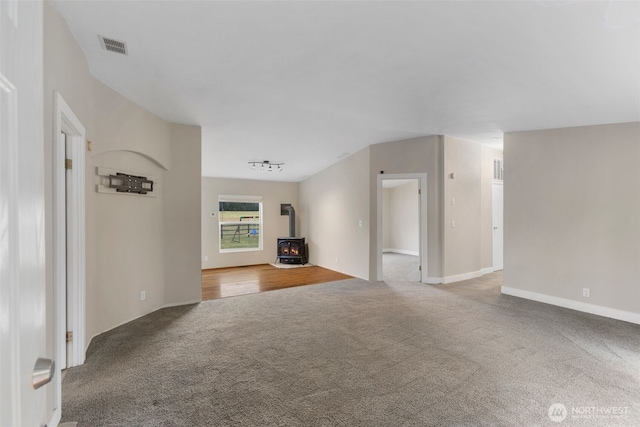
[284,205,296,237]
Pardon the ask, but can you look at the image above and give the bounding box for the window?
[218,196,263,252]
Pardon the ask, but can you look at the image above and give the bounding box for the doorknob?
[32,358,55,389]
[493,227,498,230]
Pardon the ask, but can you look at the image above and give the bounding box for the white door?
[0,1,51,426]
[492,183,504,271]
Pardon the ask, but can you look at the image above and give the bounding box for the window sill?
[219,247,263,254]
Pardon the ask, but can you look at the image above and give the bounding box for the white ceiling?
[50,1,640,182]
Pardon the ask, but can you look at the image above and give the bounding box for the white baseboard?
[47,406,62,427]
[425,271,484,285]
[383,248,420,256]
[85,299,202,352]
[501,286,640,325]
[481,267,494,275]
[443,270,482,284]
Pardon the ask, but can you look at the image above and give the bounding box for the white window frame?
[218,195,263,253]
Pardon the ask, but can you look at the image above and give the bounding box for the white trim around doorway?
[376,173,428,283]
[53,92,86,424]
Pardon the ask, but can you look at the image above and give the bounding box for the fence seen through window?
[219,201,262,251]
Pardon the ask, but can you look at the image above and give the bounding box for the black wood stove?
[277,205,307,264]
[277,237,307,264]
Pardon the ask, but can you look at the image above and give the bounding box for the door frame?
[492,181,504,271]
[53,92,86,422]
[376,173,428,283]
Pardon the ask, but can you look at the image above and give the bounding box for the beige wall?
[370,136,444,280]
[89,78,180,331]
[92,151,166,329]
[164,124,202,304]
[383,181,420,254]
[481,146,503,270]
[299,147,371,279]
[92,79,172,169]
[504,122,640,318]
[382,188,392,249]
[43,2,202,352]
[443,136,482,278]
[202,178,299,269]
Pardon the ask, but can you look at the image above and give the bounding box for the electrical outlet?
[358,220,363,227]
[451,197,455,205]
[583,288,590,298]
[204,255,209,262]
[140,291,146,301]
[336,257,339,264]
[451,220,455,228]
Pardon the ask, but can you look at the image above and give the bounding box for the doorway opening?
[381,179,420,282]
[376,173,428,283]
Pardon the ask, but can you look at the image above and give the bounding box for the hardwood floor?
[202,264,353,301]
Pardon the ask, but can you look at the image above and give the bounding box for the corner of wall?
[163,124,202,305]
[442,136,482,279]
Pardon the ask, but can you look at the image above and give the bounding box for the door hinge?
[66,331,73,343]
[419,265,422,271]
[418,189,421,195]
[65,159,72,170]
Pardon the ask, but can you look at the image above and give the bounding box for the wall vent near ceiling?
[493,158,504,182]
[98,35,128,55]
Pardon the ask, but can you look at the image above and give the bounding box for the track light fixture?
[248,160,284,172]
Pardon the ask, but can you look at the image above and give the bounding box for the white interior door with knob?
[0,1,52,426]
[492,183,504,271]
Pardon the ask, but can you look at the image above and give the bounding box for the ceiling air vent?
[98,35,128,55]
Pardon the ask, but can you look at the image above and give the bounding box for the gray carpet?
[382,252,420,283]
[61,272,640,426]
